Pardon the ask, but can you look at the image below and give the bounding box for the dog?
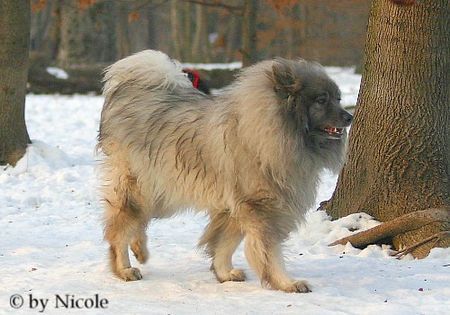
[97,50,352,293]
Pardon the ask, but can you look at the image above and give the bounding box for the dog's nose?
[341,111,353,125]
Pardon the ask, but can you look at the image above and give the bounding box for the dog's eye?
[316,96,327,104]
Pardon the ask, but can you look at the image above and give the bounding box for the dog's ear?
[272,58,301,98]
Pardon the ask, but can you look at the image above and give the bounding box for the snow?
[325,67,361,108]
[46,67,69,80]
[1,67,449,315]
[181,62,243,71]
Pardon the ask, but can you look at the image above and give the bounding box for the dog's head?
[271,58,353,144]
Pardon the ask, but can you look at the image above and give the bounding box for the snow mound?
[46,67,69,80]
[2,140,72,175]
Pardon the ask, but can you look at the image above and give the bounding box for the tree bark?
[241,0,258,67]
[0,0,31,166]
[323,0,450,258]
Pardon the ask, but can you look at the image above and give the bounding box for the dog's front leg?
[199,211,246,282]
[238,203,311,293]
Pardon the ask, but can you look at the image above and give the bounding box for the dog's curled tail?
[102,50,192,99]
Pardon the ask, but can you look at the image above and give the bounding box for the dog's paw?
[283,280,311,293]
[229,269,246,282]
[118,267,143,281]
[214,267,246,283]
[131,246,149,264]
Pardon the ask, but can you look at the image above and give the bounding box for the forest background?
[28,0,370,92]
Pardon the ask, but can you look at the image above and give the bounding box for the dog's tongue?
[324,127,343,136]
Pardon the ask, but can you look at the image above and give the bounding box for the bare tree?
[57,0,88,66]
[241,0,258,66]
[115,1,132,59]
[183,1,193,61]
[170,0,183,60]
[191,3,211,62]
[0,0,31,166]
[323,0,450,258]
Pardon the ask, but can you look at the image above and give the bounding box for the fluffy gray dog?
[98,50,352,293]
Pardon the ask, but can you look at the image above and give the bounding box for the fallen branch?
[393,231,450,259]
[328,207,450,248]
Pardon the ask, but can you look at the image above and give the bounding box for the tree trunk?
[225,13,239,62]
[323,0,450,258]
[89,1,117,63]
[57,0,87,66]
[241,0,258,67]
[0,0,31,166]
[46,1,61,61]
[128,5,151,54]
[191,4,210,63]
[183,1,192,61]
[115,1,131,59]
[30,0,52,52]
[170,0,182,60]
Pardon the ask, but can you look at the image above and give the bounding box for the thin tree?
[0,0,31,166]
[241,0,258,66]
[170,0,183,60]
[180,0,258,65]
[322,0,450,258]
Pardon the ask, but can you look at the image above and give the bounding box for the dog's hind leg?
[103,162,146,281]
[238,201,311,293]
[104,202,144,281]
[199,211,245,282]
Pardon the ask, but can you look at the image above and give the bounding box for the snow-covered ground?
[1,68,449,315]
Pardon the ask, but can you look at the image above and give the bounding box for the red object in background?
[182,68,210,94]
[183,68,201,89]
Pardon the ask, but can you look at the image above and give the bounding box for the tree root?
[328,207,450,254]
[393,231,450,259]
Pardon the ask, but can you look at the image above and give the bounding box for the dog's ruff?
[98,50,352,293]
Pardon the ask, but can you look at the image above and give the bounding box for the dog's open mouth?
[323,127,344,138]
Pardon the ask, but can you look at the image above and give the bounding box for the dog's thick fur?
[98,50,352,293]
